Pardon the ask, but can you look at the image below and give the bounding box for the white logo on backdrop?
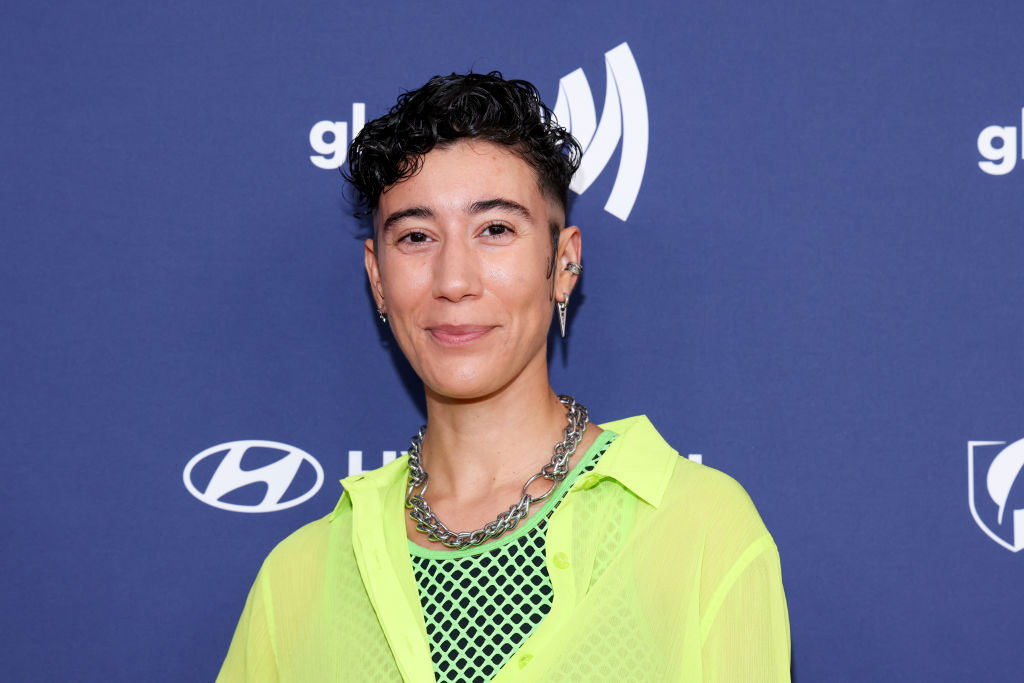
[183,440,324,513]
[553,42,649,221]
[309,103,366,170]
[309,41,648,220]
[347,449,401,476]
[978,108,1024,175]
[968,438,1024,552]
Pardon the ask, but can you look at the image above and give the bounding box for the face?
[365,140,581,401]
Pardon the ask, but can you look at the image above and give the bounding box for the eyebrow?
[468,198,533,220]
[381,198,533,234]
[381,206,434,233]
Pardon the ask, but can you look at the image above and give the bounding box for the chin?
[421,365,505,402]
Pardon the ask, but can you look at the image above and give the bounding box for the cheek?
[383,260,430,311]
[488,260,552,325]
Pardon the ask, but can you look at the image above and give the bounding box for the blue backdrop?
[4,1,1024,680]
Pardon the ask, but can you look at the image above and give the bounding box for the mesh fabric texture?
[409,432,616,683]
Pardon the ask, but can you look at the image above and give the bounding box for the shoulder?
[651,438,781,603]
[600,416,768,523]
[663,455,781,604]
[600,415,774,552]
[669,459,766,528]
[259,454,409,578]
[246,495,360,616]
[260,508,340,579]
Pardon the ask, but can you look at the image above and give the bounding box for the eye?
[480,223,514,238]
[398,231,432,244]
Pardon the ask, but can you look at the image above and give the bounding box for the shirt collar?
[590,415,678,508]
[330,456,409,521]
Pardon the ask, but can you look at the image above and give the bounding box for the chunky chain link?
[405,395,588,550]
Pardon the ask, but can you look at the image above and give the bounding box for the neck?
[418,357,569,501]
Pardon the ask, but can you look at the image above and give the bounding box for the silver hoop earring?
[557,294,569,338]
[565,262,583,275]
[377,306,387,324]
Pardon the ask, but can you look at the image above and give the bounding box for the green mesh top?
[408,430,619,683]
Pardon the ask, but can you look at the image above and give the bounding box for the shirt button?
[553,552,570,569]
[518,653,533,668]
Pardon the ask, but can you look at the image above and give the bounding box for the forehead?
[375,140,561,224]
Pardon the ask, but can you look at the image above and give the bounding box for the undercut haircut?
[344,72,582,231]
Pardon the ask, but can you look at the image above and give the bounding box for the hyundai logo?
[183,440,324,513]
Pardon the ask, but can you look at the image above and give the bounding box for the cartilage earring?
[565,262,583,275]
[377,306,387,324]
[557,294,569,338]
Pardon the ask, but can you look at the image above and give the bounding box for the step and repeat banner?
[4,1,1024,680]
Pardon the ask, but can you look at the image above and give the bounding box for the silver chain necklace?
[405,395,588,550]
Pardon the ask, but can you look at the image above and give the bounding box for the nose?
[432,234,481,302]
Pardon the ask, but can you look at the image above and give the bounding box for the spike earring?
[557,294,569,338]
[556,263,580,338]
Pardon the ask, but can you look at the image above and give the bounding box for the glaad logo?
[553,42,649,221]
[977,108,1024,175]
[308,42,648,220]
[967,438,1024,551]
[183,440,324,513]
[309,103,366,170]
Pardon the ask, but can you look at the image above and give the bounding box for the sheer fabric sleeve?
[700,535,791,682]
[216,565,280,683]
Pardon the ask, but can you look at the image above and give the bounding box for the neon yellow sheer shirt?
[217,416,791,682]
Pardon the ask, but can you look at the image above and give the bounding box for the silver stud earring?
[557,294,569,338]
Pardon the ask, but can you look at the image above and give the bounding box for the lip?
[427,325,495,346]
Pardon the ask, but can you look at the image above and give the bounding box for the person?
[217,72,790,682]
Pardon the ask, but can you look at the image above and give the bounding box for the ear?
[364,238,384,311]
[554,225,582,302]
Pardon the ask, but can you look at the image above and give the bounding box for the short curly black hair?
[344,72,582,224]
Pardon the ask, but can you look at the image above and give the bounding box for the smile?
[427,325,495,346]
